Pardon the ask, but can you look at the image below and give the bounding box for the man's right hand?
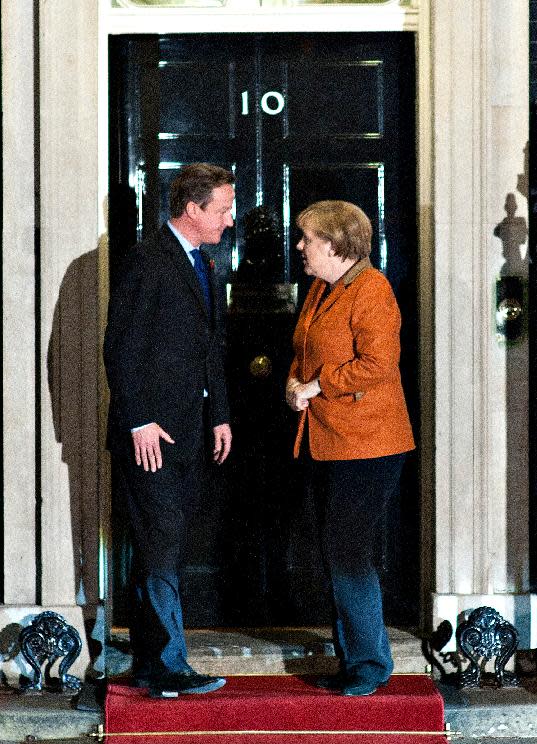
[132,423,175,472]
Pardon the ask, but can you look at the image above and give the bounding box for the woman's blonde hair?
[296,200,372,260]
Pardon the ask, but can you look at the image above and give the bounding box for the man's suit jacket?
[289,258,415,461]
[103,224,230,464]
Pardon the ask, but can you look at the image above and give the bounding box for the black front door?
[109,32,418,628]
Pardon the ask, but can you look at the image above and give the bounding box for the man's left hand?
[213,423,232,464]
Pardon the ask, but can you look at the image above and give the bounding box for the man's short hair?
[169,163,235,218]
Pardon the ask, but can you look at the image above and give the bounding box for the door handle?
[249,355,272,378]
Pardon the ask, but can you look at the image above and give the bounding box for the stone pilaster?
[38,0,101,619]
[2,0,37,608]
[432,0,536,649]
[0,0,99,682]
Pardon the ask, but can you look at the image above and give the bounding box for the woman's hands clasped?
[286,376,321,412]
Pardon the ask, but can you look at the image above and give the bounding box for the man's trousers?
[115,446,206,678]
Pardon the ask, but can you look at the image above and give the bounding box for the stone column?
[2,0,37,608]
[39,0,100,615]
[0,0,99,682]
[432,0,536,649]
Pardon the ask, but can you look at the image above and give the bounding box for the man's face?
[192,184,235,244]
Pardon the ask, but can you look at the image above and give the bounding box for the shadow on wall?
[46,198,111,657]
[42,184,140,644]
[493,142,529,594]
[48,248,100,614]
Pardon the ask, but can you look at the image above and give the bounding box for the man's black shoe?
[149,672,226,698]
[134,662,197,689]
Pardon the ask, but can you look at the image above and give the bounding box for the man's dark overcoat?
[103,223,230,463]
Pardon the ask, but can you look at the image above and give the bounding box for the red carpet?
[105,675,446,743]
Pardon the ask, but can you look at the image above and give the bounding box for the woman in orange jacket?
[286,200,414,696]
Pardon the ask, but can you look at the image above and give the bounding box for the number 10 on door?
[241,91,286,116]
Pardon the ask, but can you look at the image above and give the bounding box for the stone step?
[1,628,536,744]
[0,687,100,744]
[440,678,537,740]
[107,625,429,677]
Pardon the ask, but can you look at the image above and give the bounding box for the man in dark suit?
[103,163,234,698]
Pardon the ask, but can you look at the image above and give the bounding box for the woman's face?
[296,226,334,281]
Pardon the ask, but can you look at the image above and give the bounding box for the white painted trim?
[105,5,419,34]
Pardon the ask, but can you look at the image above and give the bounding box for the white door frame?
[97,0,434,626]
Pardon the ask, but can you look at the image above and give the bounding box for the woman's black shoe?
[316,672,390,692]
[315,672,347,690]
[341,673,391,696]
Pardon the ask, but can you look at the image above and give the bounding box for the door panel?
[287,62,384,138]
[159,63,234,136]
[109,32,418,628]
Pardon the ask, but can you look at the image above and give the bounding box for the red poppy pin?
[209,259,216,271]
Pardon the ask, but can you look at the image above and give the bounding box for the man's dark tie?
[190,249,212,312]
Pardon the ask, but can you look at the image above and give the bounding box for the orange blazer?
[289,258,415,460]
